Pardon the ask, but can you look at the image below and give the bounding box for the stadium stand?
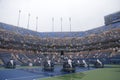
[0,59,3,66]
[0,11,120,67]
[104,11,120,25]
[0,52,12,65]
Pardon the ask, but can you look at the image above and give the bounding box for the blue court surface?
[0,66,94,80]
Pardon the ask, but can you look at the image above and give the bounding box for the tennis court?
[0,66,94,80]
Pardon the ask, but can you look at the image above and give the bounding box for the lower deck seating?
[0,59,3,65]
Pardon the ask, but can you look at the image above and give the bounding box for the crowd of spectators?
[0,25,120,66]
[0,27,120,52]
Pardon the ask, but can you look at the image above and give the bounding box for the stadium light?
[52,17,54,32]
[36,16,38,32]
[17,10,21,27]
[61,17,62,32]
[69,17,71,32]
[27,13,30,29]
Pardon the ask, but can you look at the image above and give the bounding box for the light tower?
[27,13,30,29]
[61,17,62,32]
[52,17,54,32]
[17,10,21,27]
[36,16,38,32]
[69,17,71,32]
